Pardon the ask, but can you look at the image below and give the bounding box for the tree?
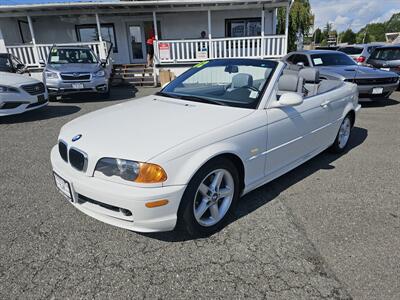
[313,27,322,44]
[277,0,314,51]
[341,28,356,44]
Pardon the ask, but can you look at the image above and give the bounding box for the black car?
[0,53,30,75]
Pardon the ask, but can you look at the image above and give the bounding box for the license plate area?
[380,68,390,71]
[72,83,84,89]
[53,172,72,200]
[372,87,383,94]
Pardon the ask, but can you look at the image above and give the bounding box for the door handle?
[320,100,331,107]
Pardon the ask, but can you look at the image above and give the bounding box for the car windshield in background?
[49,48,98,64]
[369,48,400,61]
[159,59,277,109]
[311,53,356,66]
[338,47,363,55]
[0,57,10,68]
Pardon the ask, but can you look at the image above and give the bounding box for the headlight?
[95,158,167,183]
[94,70,105,77]
[0,85,19,93]
[45,71,58,79]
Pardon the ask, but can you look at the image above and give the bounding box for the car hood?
[46,63,101,73]
[317,65,398,79]
[0,71,37,85]
[59,95,254,162]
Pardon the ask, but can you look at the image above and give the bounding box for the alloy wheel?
[193,169,235,227]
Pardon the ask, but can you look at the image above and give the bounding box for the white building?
[0,0,291,84]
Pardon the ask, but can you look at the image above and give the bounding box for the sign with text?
[158,43,171,61]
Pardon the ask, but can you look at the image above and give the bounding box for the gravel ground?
[0,88,399,299]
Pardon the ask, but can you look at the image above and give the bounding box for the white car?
[0,71,48,116]
[51,59,361,236]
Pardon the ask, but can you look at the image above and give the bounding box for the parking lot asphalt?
[0,88,399,299]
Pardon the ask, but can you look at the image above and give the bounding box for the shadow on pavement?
[0,104,81,124]
[360,97,399,108]
[144,126,368,242]
[60,86,139,103]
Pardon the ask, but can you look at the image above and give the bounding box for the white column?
[27,15,40,66]
[95,13,106,59]
[261,9,265,58]
[0,27,6,53]
[284,5,290,55]
[272,8,277,35]
[208,10,213,58]
[152,11,158,40]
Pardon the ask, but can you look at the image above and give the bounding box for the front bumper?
[0,92,48,117]
[50,146,186,233]
[357,82,399,98]
[46,76,108,96]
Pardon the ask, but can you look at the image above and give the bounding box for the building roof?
[0,0,291,17]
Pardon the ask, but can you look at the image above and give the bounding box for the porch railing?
[5,41,108,67]
[154,35,286,64]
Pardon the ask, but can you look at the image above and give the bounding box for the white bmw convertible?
[51,59,360,236]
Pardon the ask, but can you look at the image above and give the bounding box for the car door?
[264,83,334,179]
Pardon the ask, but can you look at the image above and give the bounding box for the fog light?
[145,199,169,208]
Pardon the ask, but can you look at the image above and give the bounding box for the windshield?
[159,59,277,109]
[49,48,98,64]
[311,53,356,66]
[369,47,400,61]
[338,47,363,55]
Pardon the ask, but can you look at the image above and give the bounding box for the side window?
[286,54,297,64]
[293,55,310,66]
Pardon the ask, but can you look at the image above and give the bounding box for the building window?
[18,20,32,44]
[76,23,118,53]
[226,18,262,37]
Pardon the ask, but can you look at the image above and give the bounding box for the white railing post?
[284,5,290,55]
[27,16,40,66]
[261,9,265,58]
[207,10,213,59]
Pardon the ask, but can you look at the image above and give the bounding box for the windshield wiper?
[156,92,225,106]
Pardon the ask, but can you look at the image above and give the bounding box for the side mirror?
[16,63,25,69]
[296,62,305,68]
[100,59,107,67]
[278,92,304,107]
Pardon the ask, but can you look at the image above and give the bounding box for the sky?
[1,0,399,33]
[310,0,400,32]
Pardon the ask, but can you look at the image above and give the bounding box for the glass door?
[127,24,146,63]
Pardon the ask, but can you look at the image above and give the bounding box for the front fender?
[162,142,244,187]
[159,125,268,188]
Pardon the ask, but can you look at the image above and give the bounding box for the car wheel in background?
[178,157,240,236]
[330,114,353,154]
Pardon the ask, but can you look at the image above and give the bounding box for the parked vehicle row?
[283,50,399,99]
[0,45,112,116]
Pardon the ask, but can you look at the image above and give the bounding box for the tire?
[178,157,240,237]
[330,114,353,153]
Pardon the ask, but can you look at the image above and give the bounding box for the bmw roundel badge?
[72,134,82,142]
